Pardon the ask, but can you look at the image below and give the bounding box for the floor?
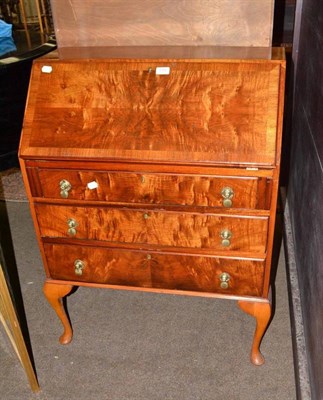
[0,200,297,399]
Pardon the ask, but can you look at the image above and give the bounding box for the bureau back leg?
[43,282,74,345]
[237,300,271,366]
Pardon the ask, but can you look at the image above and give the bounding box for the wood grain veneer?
[20,59,281,167]
[35,204,268,253]
[44,243,265,297]
[19,45,285,365]
[34,169,270,209]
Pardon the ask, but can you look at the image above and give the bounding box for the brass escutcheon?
[74,259,85,276]
[219,272,230,289]
[221,186,234,208]
[220,229,232,247]
[67,218,78,236]
[143,213,149,220]
[60,179,72,198]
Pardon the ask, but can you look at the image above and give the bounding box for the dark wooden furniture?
[286,0,323,397]
[0,37,56,170]
[19,46,285,365]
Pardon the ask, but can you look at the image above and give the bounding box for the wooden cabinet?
[19,47,285,365]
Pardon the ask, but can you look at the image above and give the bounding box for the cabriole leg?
[43,282,74,345]
[238,300,271,366]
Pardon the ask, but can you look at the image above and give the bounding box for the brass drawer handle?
[221,187,234,208]
[67,218,78,236]
[220,229,232,247]
[60,179,72,198]
[74,259,85,276]
[219,272,231,289]
[143,213,149,220]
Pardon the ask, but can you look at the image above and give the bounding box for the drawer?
[44,243,265,297]
[36,204,268,253]
[33,168,270,210]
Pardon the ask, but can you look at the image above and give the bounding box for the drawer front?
[34,169,269,209]
[36,204,268,253]
[44,243,265,296]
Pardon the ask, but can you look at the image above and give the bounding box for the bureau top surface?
[19,52,285,167]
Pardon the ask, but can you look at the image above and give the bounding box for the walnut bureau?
[19,47,285,365]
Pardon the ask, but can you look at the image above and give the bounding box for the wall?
[288,0,323,398]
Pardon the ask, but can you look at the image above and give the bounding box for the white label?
[87,181,99,190]
[156,67,170,75]
[41,65,53,73]
[246,167,259,171]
